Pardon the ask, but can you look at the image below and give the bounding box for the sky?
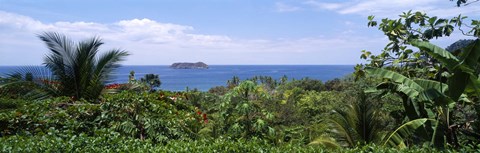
[0,0,479,65]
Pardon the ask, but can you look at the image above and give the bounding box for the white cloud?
[275,2,301,12]
[0,10,386,65]
[0,10,231,45]
[427,6,480,17]
[303,0,345,10]
[0,11,46,30]
[338,0,436,15]
[110,18,232,46]
[304,0,480,17]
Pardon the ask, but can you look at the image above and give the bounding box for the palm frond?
[308,136,341,149]
[0,66,56,100]
[328,114,356,147]
[327,92,385,147]
[36,32,129,100]
[94,49,129,83]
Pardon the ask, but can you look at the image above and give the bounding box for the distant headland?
[170,62,209,69]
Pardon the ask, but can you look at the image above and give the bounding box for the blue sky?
[1,0,479,65]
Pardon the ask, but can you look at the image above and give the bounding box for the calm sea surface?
[0,65,354,91]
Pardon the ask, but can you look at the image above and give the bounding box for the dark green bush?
[1,133,463,153]
[0,92,204,142]
[0,98,26,111]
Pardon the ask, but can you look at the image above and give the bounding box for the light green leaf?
[383,118,430,149]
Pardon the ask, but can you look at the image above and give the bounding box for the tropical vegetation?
[1,8,480,152]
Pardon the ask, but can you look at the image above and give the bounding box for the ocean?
[0,65,354,91]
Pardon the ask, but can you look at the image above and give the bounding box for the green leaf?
[413,79,448,93]
[376,82,419,100]
[366,68,427,120]
[459,39,480,68]
[409,39,460,71]
[308,136,340,149]
[368,15,375,21]
[446,40,480,101]
[447,69,471,101]
[428,17,437,25]
[383,118,430,148]
[434,19,446,26]
[417,88,454,107]
[365,67,423,92]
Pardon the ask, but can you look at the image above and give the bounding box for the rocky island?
[170,62,209,69]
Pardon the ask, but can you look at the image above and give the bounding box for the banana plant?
[365,39,480,148]
[383,118,431,148]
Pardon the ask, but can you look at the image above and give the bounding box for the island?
[170,62,209,69]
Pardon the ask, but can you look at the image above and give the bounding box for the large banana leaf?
[417,88,455,108]
[458,39,480,67]
[366,68,427,119]
[465,77,480,98]
[376,82,420,100]
[410,39,480,101]
[447,70,471,102]
[365,68,424,92]
[413,79,448,93]
[447,39,480,101]
[383,118,430,149]
[409,40,460,71]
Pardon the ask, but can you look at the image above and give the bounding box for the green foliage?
[140,73,161,91]
[1,73,478,151]
[324,78,348,91]
[0,97,99,136]
[217,81,275,139]
[365,39,480,148]
[41,32,127,100]
[0,92,202,143]
[297,91,346,124]
[99,92,199,142]
[31,32,129,101]
[0,68,54,100]
[366,67,444,146]
[208,86,229,95]
[308,136,341,149]
[360,10,480,148]
[383,118,430,148]
[358,11,480,80]
[3,10,480,151]
[248,76,279,91]
[0,98,26,111]
[279,77,326,92]
[226,76,240,89]
[0,134,457,152]
[326,92,386,147]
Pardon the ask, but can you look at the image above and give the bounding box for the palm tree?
[326,92,385,147]
[39,32,129,101]
[140,74,161,91]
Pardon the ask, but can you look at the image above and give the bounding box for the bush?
[0,133,461,152]
[0,98,26,111]
[0,92,204,142]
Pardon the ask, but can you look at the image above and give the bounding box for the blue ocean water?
[0,65,354,91]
